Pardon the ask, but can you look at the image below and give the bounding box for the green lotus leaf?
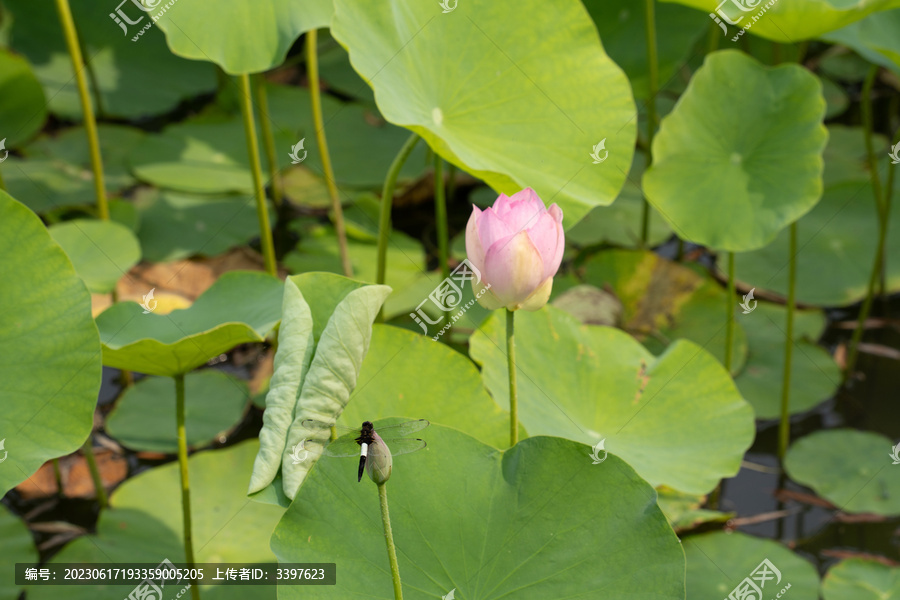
[0,504,38,600]
[331,0,637,228]
[784,429,900,516]
[96,271,284,377]
[281,168,333,210]
[550,284,623,327]
[820,76,850,119]
[262,82,429,191]
[132,83,422,196]
[734,301,840,419]
[583,0,707,98]
[582,249,748,374]
[284,222,425,299]
[643,49,827,251]
[154,0,332,74]
[565,154,672,248]
[821,50,874,82]
[340,324,511,448]
[316,33,376,105]
[821,125,888,188]
[824,10,900,76]
[0,157,95,214]
[656,488,733,532]
[3,125,146,214]
[470,305,754,494]
[5,0,216,119]
[664,0,900,42]
[267,84,430,190]
[0,191,101,497]
[24,124,145,192]
[383,268,494,333]
[106,370,249,452]
[26,441,284,600]
[272,426,685,599]
[0,48,47,147]
[249,273,391,503]
[822,558,900,600]
[135,190,271,262]
[733,182,900,306]
[685,531,819,600]
[337,194,382,242]
[48,219,142,294]
[128,116,297,195]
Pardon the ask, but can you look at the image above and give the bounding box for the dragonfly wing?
[300,419,360,437]
[374,419,430,437]
[380,438,426,456]
[321,438,363,458]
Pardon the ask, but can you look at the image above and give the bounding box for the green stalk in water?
[54,0,109,220]
[639,0,659,246]
[778,223,797,461]
[846,66,890,378]
[307,29,352,277]
[434,155,450,325]
[175,374,201,600]
[724,252,735,373]
[236,73,277,277]
[81,437,107,508]
[253,74,284,208]
[375,133,420,323]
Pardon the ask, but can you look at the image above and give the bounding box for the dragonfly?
[300,419,429,482]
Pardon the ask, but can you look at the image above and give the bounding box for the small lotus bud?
[366,433,393,484]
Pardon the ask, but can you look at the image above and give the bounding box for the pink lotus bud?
[465,188,564,311]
